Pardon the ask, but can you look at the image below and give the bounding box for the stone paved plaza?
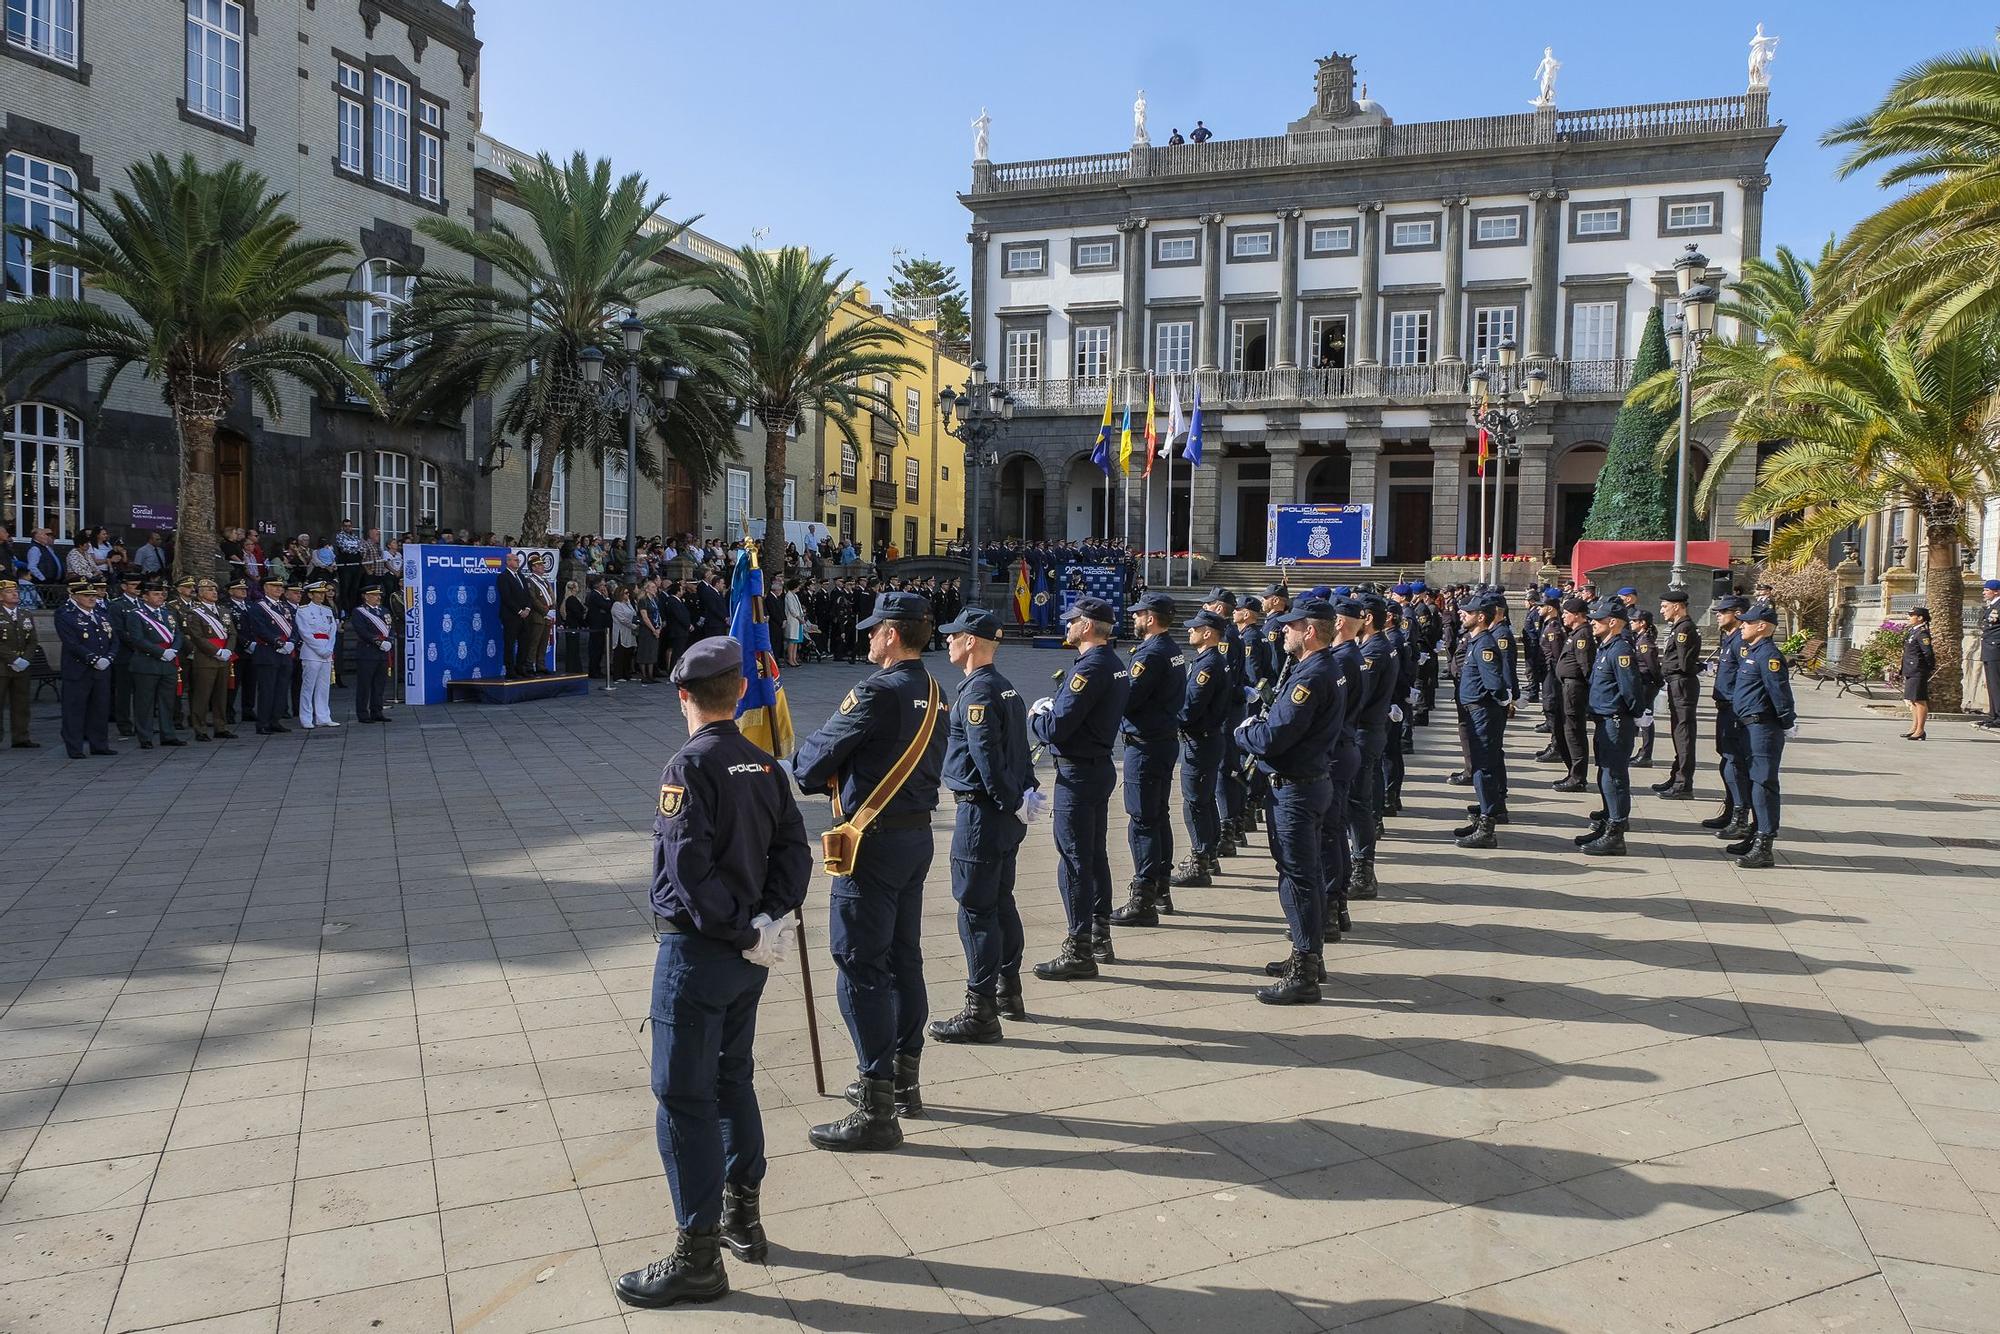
[2,646,1998,1333]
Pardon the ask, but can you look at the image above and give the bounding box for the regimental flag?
[1032,563,1054,627]
[729,545,795,758]
[1012,558,1032,624]
[1183,383,1205,468]
[1118,380,1133,475]
[1090,377,1114,475]
[1478,427,1490,477]
[1144,374,1158,477]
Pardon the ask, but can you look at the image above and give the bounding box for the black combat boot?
[1553,776,1588,792]
[1169,856,1213,888]
[1109,879,1160,928]
[1650,776,1678,794]
[1725,827,1760,856]
[1735,834,1776,869]
[840,1051,922,1117]
[1533,746,1559,762]
[1256,951,1322,1005]
[1455,817,1497,849]
[719,1183,768,1262]
[1700,803,1736,830]
[614,1226,729,1308]
[1383,794,1402,816]
[1572,819,1607,847]
[1263,949,1325,981]
[1532,720,1552,733]
[1717,813,1754,843]
[810,1076,903,1152]
[929,991,1002,1045]
[1033,935,1098,981]
[1446,770,1471,785]
[1216,831,1239,857]
[1348,862,1379,901]
[1463,804,1510,824]
[1335,903,1353,934]
[1582,822,1628,856]
[1090,916,1116,963]
[997,975,1026,1021]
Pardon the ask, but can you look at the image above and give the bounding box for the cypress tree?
[1581,305,1677,541]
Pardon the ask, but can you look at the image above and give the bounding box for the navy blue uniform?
[1323,638,1364,907]
[942,665,1031,997]
[1031,644,1128,942]
[1712,625,1750,814]
[1489,617,1520,803]
[794,660,945,1079]
[1180,645,1231,859]
[1217,622,1250,827]
[1459,627,1512,818]
[649,720,811,1231]
[1410,602,1441,713]
[1587,630,1646,823]
[1121,635,1186,886]
[55,599,116,756]
[1240,647,1343,953]
[1347,632,1395,866]
[244,598,296,733]
[1727,637,1796,834]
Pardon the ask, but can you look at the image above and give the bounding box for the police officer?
[1321,599,1365,925]
[1726,605,1796,868]
[1408,584,1441,719]
[1522,588,1547,704]
[1707,595,1754,838]
[1238,598,1343,1003]
[1551,596,1594,793]
[247,574,296,734]
[1977,580,2000,729]
[1111,592,1186,926]
[55,581,117,759]
[1576,598,1645,856]
[1234,593,1280,838]
[612,637,812,1311]
[0,579,37,748]
[1170,609,1233,889]
[1382,599,1417,811]
[1345,597,1395,899]
[1454,595,1512,848]
[348,583,396,724]
[794,590,945,1152]
[1629,608,1663,769]
[1901,606,1935,741]
[1653,589,1703,796]
[1029,595,1129,979]
[1204,588,1249,850]
[123,581,186,749]
[929,607,1032,1042]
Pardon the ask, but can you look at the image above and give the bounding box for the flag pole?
[1478,458,1489,578]
[1162,401,1173,591]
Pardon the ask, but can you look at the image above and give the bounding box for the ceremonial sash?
[132,607,175,645]
[354,607,390,639]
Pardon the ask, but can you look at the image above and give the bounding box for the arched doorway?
[1305,454,1350,504]
[996,454,1045,542]
[1064,455,1113,541]
[1554,443,1604,557]
[215,429,248,533]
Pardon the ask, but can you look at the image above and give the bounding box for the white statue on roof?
[1748,24,1779,88]
[1133,89,1149,146]
[1531,47,1560,108]
[971,107,991,162]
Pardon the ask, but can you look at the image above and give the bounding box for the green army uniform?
[0,581,37,746]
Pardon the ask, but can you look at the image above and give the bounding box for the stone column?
[1429,425,1465,556]
[1526,188,1565,360]
[1438,197,1467,363]
[1267,423,1302,505]
[1190,449,1221,559]
[1345,436,1382,509]
[1731,174,1773,343]
[1118,216,1148,372]
[1276,208,1302,369]
[1356,202,1384,366]
[1197,213,1224,371]
[1514,430,1554,561]
[967,229,991,367]
[1712,446,1761,563]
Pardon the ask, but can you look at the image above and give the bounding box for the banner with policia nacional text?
[1265,503,1374,568]
[401,544,557,704]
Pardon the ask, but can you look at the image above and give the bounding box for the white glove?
[217,650,233,662]
[161,648,177,662]
[1029,696,1054,717]
[92,656,110,670]
[1785,723,1800,739]
[1434,640,1446,654]
[1018,787,1049,825]
[1407,688,1420,706]
[8,657,26,672]
[1419,653,1432,664]
[740,913,796,968]
[1243,685,1260,705]
[1639,711,1654,729]
[378,640,392,652]
[1234,715,1255,735]
[279,642,294,655]
[1389,705,1404,723]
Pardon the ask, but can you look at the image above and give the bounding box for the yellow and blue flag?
[1012,558,1031,623]
[1118,380,1133,475]
[1090,376,1114,475]
[729,545,794,758]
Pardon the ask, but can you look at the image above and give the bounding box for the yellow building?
[815,286,970,561]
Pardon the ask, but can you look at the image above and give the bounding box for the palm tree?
[384,151,736,545]
[1734,329,2000,710]
[1819,46,2000,347]
[0,153,379,579]
[698,247,919,571]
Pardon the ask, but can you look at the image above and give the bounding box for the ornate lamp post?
[1466,339,1547,586]
[1666,245,1718,590]
[578,312,682,572]
[938,359,1014,607]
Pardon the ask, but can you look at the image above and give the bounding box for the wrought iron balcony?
[996,360,1633,412]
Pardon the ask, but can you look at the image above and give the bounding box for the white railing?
[996,359,1634,409]
[1556,95,1751,142]
[984,152,1129,192]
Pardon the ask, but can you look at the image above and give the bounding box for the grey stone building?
[958,52,1783,571]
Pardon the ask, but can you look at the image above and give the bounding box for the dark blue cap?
[1188,609,1229,633]
[1985,580,2000,592]
[1272,598,1335,626]
[1617,587,1637,597]
[1661,588,1689,603]
[1631,608,1654,623]
[1588,597,1628,620]
[1260,583,1289,599]
[1307,585,1332,600]
[1205,586,1235,604]
[1127,592,1177,616]
[1235,593,1261,611]
[1714,595,1748,613]
[1561,596,1589,614]
[1061,595,1117,623]
[938,607,1002,640]
[1738,605,1777,624]
[856,590,932,629]
[1332,598,1365,619]
[670,635,742,685]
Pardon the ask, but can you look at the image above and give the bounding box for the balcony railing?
[995,359,1633,410]
[869,479,899,509]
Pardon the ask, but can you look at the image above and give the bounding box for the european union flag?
[729,546,795,758]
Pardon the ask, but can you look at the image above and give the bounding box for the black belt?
[653,914,687,935]
[952,790,997,807]
[872,812,931,830]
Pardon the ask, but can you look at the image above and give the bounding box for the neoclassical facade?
[958,51,1783,568]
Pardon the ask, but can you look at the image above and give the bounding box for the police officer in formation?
[1574,598,1645,856]
[793,590,945,1152]
[1232,593,1280,835]
[1454,593,1513,848]
[1549,596,1594,792]
[54,581,117,759]
[1111,592,1185,926]
[1029,595,1128,979]
[1168,609,1232,889]
[1628,608,1663,769]
[0,579,39,748]
[1724,604,1795,869]
[1705,595,1753,838]
[928,607,1032,1043]
[1321,598,1365,929]
[1203,587,1252,852]
[1653,589,1702,796]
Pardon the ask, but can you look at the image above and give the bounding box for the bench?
[1798,641,1869,698]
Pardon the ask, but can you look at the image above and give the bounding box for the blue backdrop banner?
[1265,504,1374,568]
[401,544,555,703]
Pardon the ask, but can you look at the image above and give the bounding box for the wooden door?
[215,431,247,532]
[1389,489,1430,563]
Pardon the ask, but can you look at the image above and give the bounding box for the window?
[4,152,79,300]
[1570,301,1617,361]
[1155,234,1196,264]
[1390,219,1435,248]
[839,440,857,491]
[724,467,750,541]
[904,456,919,502]
[1472,306,1518,363]
[782,477,796,522]
[371,69,411,190]
[337,64,365,173]
[346,259,413,370]
[1307,222,1354,255]
[1073,324,1111,381]
[416,101,442,203]
[1475,214,1520,243]
[1003,328,1041,383]
[905,387,920,431]
[602,458,629,540]
[5,0,76,64]
[1574,206,1622,236]
[1665,200,1713,231]
[904,517,917,554]
[1230,229,1274,259]
[1154,320,1192,374]
[1074,240,1114,269]
[185,1,245,129]
[1003,244,1044,275]
[5,402,83,541]
[373,450,409,538]
[1387,310,1431,365]
[418,461,439,530]
[1229,318,1269,373]
[874,451,892,484]
[340,451,363,526]
[1308,314,1348,370]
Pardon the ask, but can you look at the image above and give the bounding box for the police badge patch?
[1482,650,1495,662]
[1197,670,1210,685]
[1132,662,1145,678]
[1619,655,1632,666]
[1069,673,1088,693]
[967,704,986,725]
[839,690,858,714]
[1291,684,1310,703]
[1767,657,1780,671]
[659,784,685,818]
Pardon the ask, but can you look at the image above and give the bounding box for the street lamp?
[1668,243,1716,590]
[939,360,1013,608]
[577,314,681,572]
[1467,339,1546,586]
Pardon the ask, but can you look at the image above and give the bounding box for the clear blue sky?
[477,1,1981,295]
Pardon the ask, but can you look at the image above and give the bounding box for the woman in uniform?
[1901,607,1934,741]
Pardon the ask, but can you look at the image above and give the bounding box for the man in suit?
[586,575,613,678]
[122,581,187,749]
[697,571,730,641]
[497,551,534,677]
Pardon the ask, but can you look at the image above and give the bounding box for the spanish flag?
[729,545,795,758]
[1012,559,1032,624]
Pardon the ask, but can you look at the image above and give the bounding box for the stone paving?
[1,645,1998,1333]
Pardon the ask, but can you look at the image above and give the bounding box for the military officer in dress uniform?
[122,581,186,749]
[928,607,1032,1044]
[106,568,143,737]
[182,578,237,741]
[1029,594,1129,979]
[295,581,340,728]
[1725,605,1796,868]
[612,637,812,1312]
[1576,598,1645,856]
[1111,592,1186,927]
[1653,590,1703,797]
[1454,594,1513,848]
[1170,609,1232,889]
[0,580,40,747]
[1706,596,1753,837]
[169,574,199,728]
[227,579,254,725]
[1978,580,2000,729]
[56,582,117,758]
[348,584,396,723]
[1238,598,1343,1004]
[247,575,296,734]
[793,590,946,1152]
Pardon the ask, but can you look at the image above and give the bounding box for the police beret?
[1061,595,1116,624]
[1272,598,1334,626]
[1332,586,1352,598]
[1738,605,1776,625]
[1616,587,1637,597]
[857,590,932,629]
[1389,583,1409,597]
[1660,589,1689,603]
[671,635,742,685]
[1540,590,1560,605]
[1986,580,2000,592]
[1188,609,1229,633]
[1714,595,1748,613]
[1127,592,1176,616]
[1588,597,1628,620]
[1561,596,1589,614]
[1307,585,1332,601]
[938,607,1001,640]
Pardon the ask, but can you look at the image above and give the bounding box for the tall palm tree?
[698,247,919,572]
[1819,46,2000,347]
[385,151,735,545]
[0,153,378,579]
[1734,329,2000,710]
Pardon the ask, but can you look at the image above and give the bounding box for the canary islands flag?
[1012,558,1032,624]
[1118,381,1133,475]
[729,546,795,758]
[1090,378,1114,475]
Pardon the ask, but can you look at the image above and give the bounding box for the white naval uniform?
[294,602,341,727]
